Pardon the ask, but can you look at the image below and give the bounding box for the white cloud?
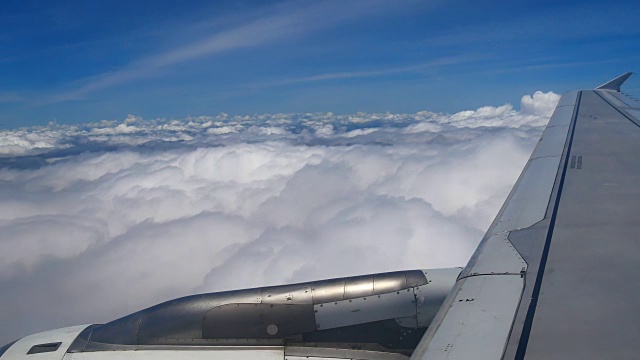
[0,128,66,156]
[0,91,557,343]
[520,90,561,117]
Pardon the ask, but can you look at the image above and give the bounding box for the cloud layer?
[0,91,559,343]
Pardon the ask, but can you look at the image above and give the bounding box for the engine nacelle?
[0,268,460,359]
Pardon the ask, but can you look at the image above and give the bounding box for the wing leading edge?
[411,73,640,360]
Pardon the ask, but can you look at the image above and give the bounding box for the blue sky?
[1,0,639,127]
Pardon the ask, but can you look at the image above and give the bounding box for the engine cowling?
[0,268,460,360]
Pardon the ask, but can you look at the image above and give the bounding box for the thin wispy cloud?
[250,56,479,88]
[421,2,639,49]
[43,0,400,104]
[452,59,624,78]
[0,92,25,103]
[3,0,639,127]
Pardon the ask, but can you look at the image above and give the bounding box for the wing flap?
[414,275,524,360]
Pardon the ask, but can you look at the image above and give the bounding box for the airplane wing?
[411,72,640,360]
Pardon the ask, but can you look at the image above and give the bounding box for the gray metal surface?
[415,268,464,327]
[546,105,574,127]
[413,73,640,360]
[415,275,524,360]
[596,71,632,91]
[314,290,416,330]
[64,269,458,356]
[286,346,409,360]
[625,108,640,121]
[462,232,526,277]
[599,91,630,108]
[203,303,316,339]
[555,91,578,108]
[511,89,640,359]
[71,270,426,348]
[611,91,639,107]
[491,156,560,233]
[64,348,285,360]
[529,125,569,159]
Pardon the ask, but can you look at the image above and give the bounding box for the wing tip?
[596,72,633,92]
